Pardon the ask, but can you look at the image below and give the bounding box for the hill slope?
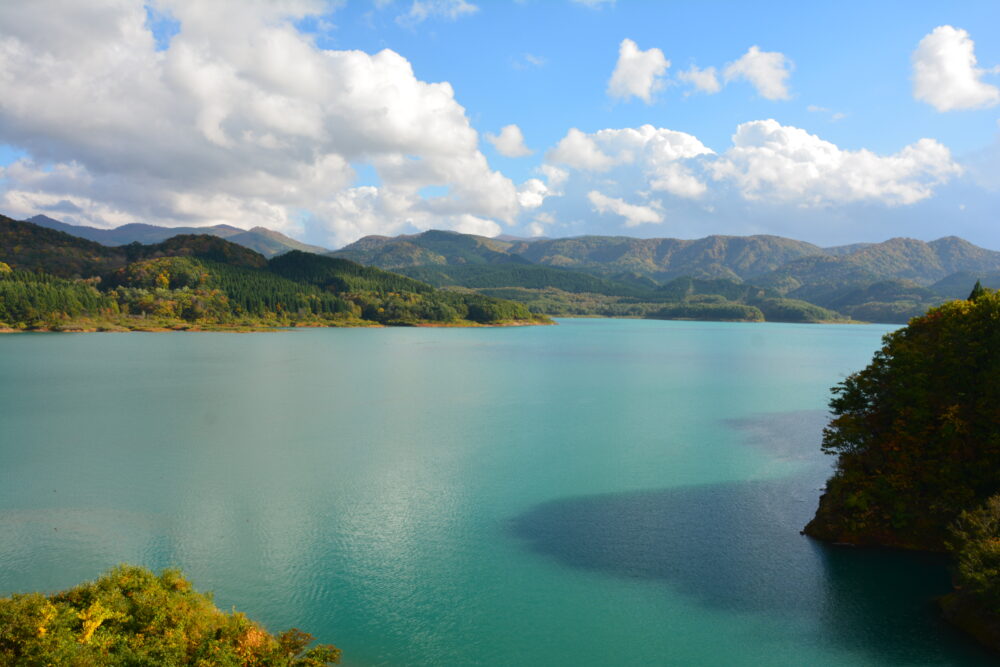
[0,217,545,330]
[27,214,329,257]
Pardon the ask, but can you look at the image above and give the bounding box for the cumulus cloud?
[547,124,713,201]
[648,162,707,198]
[587,190,662,226]
[607,38,670,104]
[677,65,721,94]
[548,125,713,171]
[537,120,962,233]
[710,119,962,205]
[539,164,569,192]
[486,124,533,157]
[912,25,999,112]
[723,46,793,100]
[516,178,549,209]
[0,0,516,246]
[548,129,617,171]
[526,211,554,237]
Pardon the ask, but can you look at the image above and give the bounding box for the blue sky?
[0,0,998,248]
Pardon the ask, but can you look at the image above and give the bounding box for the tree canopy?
[0,565,340,666]
[805,289,1000,550]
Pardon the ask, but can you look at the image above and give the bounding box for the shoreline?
[0,318,553,333]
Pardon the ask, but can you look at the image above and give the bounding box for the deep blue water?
[0,319,993,665]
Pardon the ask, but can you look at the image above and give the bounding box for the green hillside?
[329,229,1000,323]
[329,229,525,268]
[0,217,547,331]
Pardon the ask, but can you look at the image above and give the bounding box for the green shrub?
[0,565,340,666]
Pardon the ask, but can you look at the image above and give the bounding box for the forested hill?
[329,229,1000,323]
[0,216,546,331]
[330,231,822,280]
[332,230,1000,285]
[27,214,330,258]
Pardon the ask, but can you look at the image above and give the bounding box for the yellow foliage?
[36,600,57,637]
[78,599,119,644]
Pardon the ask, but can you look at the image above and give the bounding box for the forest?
[0,218,546,331]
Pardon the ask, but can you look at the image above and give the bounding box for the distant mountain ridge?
[27,214,330,258]
[332,229,1000,285]
[331,231,825,282]
[329,229,1000,323]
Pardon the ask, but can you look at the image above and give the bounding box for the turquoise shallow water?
[0,318,993,665]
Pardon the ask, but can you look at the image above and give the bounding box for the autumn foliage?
[0,565,340,666]
[805,288,1000,550]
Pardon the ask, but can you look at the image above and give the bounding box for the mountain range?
[11,213,1000,324]
[27,214,330,258]
[328,230,1000,323]
[0,216,541,330]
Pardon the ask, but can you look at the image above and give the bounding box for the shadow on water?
[509,411,995,664]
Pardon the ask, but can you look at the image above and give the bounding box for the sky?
[0,0,998,250]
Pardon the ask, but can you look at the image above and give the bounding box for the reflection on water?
[511,410,994,665]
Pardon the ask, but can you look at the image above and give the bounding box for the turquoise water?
[0,319,992,665]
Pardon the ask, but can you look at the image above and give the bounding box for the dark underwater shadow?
[509,411,995,664]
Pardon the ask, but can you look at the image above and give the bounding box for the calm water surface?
[0,319,992,665]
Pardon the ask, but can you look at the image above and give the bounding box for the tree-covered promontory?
[805,289,1000,550]
[804,288,1000,651]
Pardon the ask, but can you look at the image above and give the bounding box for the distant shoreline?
[0,318,553,334]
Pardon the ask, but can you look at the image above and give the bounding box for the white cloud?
[710,119,962,205]
[539,164,569,192]
[607,38,669,104]
[397,0,478,26]
[723,46,793,100]
[0,0,516,247]
[571,0,614,7]
[516,178,549,209]
[587,190,662,226]
[912,25,999,112]
[486,124,533,157]
[677,65,721,94]
[526,211,554,237]
[548,129,617,171]
[452,213,502,237]
[547,125,713,181]
[648,162,707,198]
[526,221,546,237]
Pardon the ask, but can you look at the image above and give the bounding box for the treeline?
[0,264,118,325]
[0,219,548,330]
[475,280,844,323]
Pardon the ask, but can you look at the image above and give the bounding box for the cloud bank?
[0,0,515,247]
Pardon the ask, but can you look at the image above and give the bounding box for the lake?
[0,319,993,665]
